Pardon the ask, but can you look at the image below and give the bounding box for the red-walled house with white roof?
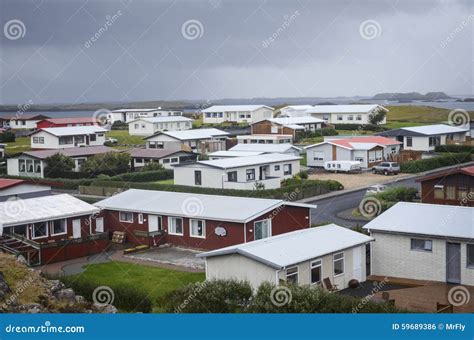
[94,189,316,250]
[36,117,97,129]
[0,194,107,266]
[305,136,401,168]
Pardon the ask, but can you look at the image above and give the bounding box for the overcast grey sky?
[0,0,472,104]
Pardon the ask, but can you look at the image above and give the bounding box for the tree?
[368,109,386,125]
[141,162,164,171]
[80,152,131,175]
[44,153,75,178]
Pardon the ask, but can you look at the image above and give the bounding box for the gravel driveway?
[309,171,411,190]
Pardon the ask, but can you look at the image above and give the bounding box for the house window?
[310,259,322,284]
[333,252,344,276]
[13,225,27,237]
[286,267,298,284]
[411,238,432,252]
[168,217,183,235]
[170,157,178,163]
[90,134,97,142]
[246,169,255,181]
[355,157,364,162]
[337,115,343,121]
[406,137,413,147]
[34,160,41,173]
[356,115,362,121]
[227,171,237,182]
[274,165,281,171]
[75,135,85,143]
[163,159,170,164]
[434,185,444,199]
[59,136,73,145]
[19,159,26,172]
[190,219,205,238]
[27,160,33,172]
[348,115,354,121]
[119,212,133,223]
[445,186,456,200]
[283,164,292,175]
[458,187,468,200]
[467,244,474,268]
[138,213,144,224]
[429,136,441,147]
[194,170,202,185]
[32,222,48,239]
[254,219,271,240]
[51,219,67,235]
[33,137,44,144]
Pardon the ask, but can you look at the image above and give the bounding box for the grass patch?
[385,105,473,124]
[106,130,145,146]
[154,178,174,185]
[67,261,205,311]
[4,137,31,155]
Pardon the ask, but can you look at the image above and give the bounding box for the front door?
[95,217,104,233]
[352,247,362,281]
[72,219,81,239]
[149,215,160,232]
[446,243,461,284]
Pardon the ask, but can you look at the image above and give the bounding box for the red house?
[94,189,315,250]
[417,165,474,206]
[36,117,97,129]
[0,194,107,266]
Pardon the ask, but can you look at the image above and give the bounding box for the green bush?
[400,152,471,173]
[434,145,474,154]
[370,186,419,212]
[81,152,131,175]
[298,128,338,141]
[105,169,173,182]
[111,121,128,130]
[162,280,253,313]
[333,124,388,132]
[0,131,15,143]
[60,276,152,313]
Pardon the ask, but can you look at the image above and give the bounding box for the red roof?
[39,117,97,124]
[416,165,474,182]
[329,136,401,149]
[461,165,474,175]
[0,179,25,190]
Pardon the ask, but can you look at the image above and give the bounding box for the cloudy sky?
[0,0,472,104]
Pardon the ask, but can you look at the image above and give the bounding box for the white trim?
[310,259,323,285]
[168,216,184,236]
[333,252,345,277]
[50,219,67,236]
[285,266,299,284]
[119,211,134,223]
[138,213,144,224]
[31,222,49,240]
[254,218,272,240]
[189,219,206,239]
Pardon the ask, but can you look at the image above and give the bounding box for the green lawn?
[71,261,204,310]
[385,105,473,123]
[4,136,31,155]
[154,178,174,185]
[106,130,145,146]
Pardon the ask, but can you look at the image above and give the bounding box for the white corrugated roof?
[112,108,159,112]
[281,105,314,110]
[0,194,99,229]
[129,116,192,123]
[198,224,373,268]
[37,126,107,136]
[149,128,229,140]
[305,104,386,114]
[363,202,474,239]
[208,150,265,157]
[94,189,316,223]
[202,105,273,112]
[189,153,301,169]
[267,117,325,125]
[230,143,301,153]
[401,124,468,135]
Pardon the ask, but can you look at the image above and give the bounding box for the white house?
[305,136,401,168]
[0,114,51,129]
[128,116,193,136]
[202,105,274,124]
[236,134,293,144]
[377,124,469,151]
[207,150,265,160]
[145,128,229,154]
[30,126,107,149]
[127,148,197,170]
[300,105,388,125]
[198,224,373,290]
[250,117,325,139]
[107,108,183,124]
[279,105,314,117]
[173,153,301,190]
[363,202,473,286]
[0,179,51,202]
[229,143,301,156]
[7,146,116,178]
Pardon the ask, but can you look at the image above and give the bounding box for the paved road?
[309,176,420,227]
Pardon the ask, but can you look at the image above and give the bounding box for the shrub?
[104,169,173,182]
[141,162,164,171]
[0,131,15,143]
[111,121,128,130]
[60,276,152,313]
[400,152,471,173]
[370,186,419,212]
[333,124,388,132]
[434,145,474,154]
[43,154,75,178]
[298,128,338,141]
[162,280,253,313]
[81,152,131,175]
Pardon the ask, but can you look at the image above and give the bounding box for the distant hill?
[371,92,452,101]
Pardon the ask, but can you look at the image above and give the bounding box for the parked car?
[105,137,118,144]
[324,161,361,173]
[372,162,400,175]
[366,184,386,195]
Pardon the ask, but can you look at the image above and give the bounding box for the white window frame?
[189,219,206,239]
[138,213,144,224]
[333,252,344,277]
[254,219,272,240]
[467,244,474,269]
[168,217,184,236]
[32,221,49,240]
[410,238,433,252]
[51,219,67,236]
[119,211,133,223]
[286,266,299,284]
[310,259,322,285]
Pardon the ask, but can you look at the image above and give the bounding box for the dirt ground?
[309,171,412,190]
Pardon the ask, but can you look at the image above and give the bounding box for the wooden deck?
[369,276,474,313]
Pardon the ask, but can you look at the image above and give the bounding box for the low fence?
[388,150,423,163]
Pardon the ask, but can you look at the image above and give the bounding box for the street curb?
[298,160,474,203]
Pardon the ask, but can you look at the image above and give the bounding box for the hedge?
[434,144,474,154]
[105,169,173,182]
[333,124,388,132]
[2,175,95,190]
[0,131,15,143]
[400,152,472,173]
[86,178,343,200]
